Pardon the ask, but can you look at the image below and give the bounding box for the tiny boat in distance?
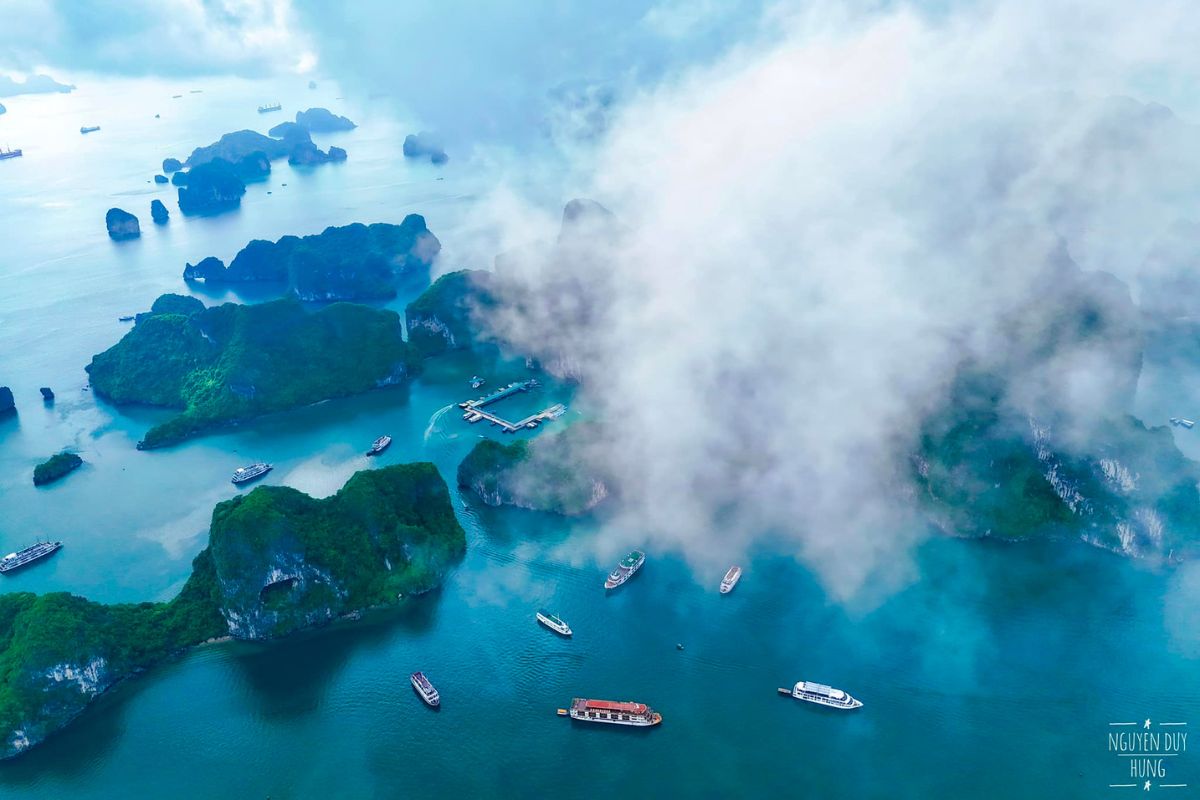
[231,462,272,485]
[80,126,100,134]
[0,148,23,160]
[1170,417,1195,429]
[0,541,63,574]
[257,103,282,113]
[720,565,742,594]
[536,610,572,636]
[118,315,135,322]
[470,376,485,389]
[411,671,440,707]
[604,550,645,590]
[565,698,661,727]
[779,680,863,710]
[366,435,392,456]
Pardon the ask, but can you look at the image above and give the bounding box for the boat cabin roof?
[576,699,647,714]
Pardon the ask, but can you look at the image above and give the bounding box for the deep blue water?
[0,77,1198,799]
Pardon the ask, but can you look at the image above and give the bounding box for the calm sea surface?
[0,77,1197,799]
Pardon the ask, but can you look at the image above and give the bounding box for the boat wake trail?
[423,403,455,444]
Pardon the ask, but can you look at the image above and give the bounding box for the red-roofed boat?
[563,697,661,727]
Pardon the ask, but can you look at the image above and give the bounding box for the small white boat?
[720,565,742,594]
[536,610,572,636]
[779,680,863,709]
[366,435,392,456]
[410,671,440,707]
[231,462,272,485]
[1170,417,1195,429]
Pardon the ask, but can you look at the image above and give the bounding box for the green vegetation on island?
[86,295,421,448]
[210,462,466,638]
[916,370,1200,558]
[32,453,83,486]
[0,548,225,759]
[0,464,465,759]
[183,217,440,301]
[457,423,611,515]
[406,269,498,357]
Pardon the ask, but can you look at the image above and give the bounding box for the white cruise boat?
[780,680,862,709]
[536,610,572,636]
[720,565,742,594]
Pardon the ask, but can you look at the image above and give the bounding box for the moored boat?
[366,435,392,456]
[411,671,440,707]
[231,462,272,485]
[0,541,63,574]
[604,550,645,589]
[720,565,742,594]
[536,610,572,636]
[565,698,661,727]
[779,680,862,709]
[80,126,100,134]
[470,376,485,389]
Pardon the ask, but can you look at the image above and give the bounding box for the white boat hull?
[569,711,660,727]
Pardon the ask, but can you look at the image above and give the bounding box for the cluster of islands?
[4,101,1200,759]
[90,105,449,240]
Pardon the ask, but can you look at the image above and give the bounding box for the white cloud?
[476,0,1200,601]
[0,0,314,77]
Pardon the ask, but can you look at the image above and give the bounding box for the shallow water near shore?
[0,78,1198,799]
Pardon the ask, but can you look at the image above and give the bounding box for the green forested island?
[405,269,498,357]
[86,295,421,448]
[32,452,83,486]
[210,463,466,638]
[183,217,440,301]
[0,464,465,760]
[458,423,611,515]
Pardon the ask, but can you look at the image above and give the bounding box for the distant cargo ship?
[411,672,440,707]
[0,147,23,160]
[560,698,661,727]
[258,103,282,113]
[604,550,645,590]
[366,435,392,456]
[0,541,63,574]
[231,462,272,485]
[80,126,100,134]
[536,610,572,636]
[779,680,863,710]
[720,565,742,594]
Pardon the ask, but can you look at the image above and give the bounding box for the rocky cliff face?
[405,270,497,357]
[105,208,140,240]
[0,386,13,415]
[5,656,114,759]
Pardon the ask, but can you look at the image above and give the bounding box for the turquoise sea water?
[1,78,1198,799]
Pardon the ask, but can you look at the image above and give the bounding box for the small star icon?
[1144,780,1152,791]
[1145,719,1152,730]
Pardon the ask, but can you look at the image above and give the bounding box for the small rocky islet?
[32,452,83,486]
[104,208,140,241]
[403,131,448,164]
[0,463,466,759]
